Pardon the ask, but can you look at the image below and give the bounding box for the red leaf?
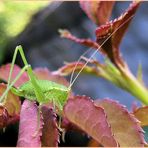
[0,83,21,116]
[41,106,59,147]
[79,1,115,25]
[17,100,43,147]
[95,99,146,147]
[59,29,99,49]
[64,96,117,147]
[62,117,84,134]
[96,1,140,66]
[133,106,148,127]
[54,61,99,77]
[0,83,21,128]
[0,105,9,128]
[0,64,29,87]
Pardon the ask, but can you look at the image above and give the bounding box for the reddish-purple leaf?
[17,100,43,147]
[133,106,148,127]
[34,67,69,87]
[41,106,59,147]
[54,61,99,77]
[62,117,84,134]
[7,114,19,126]
[59,29,99,49]
[0,83,21,116]
[0,105,9,128]
[64,96,118,147]
[96,1,140,66]
[0,64,29,87]
[131,101,139,112]
[0,104,18,129]
[95,99,146,147]
[0,83,21,128]
[79,1,115,25]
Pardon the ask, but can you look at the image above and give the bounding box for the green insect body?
[11,80,70,111]
[0,45,70,113]
[0,45,72,136]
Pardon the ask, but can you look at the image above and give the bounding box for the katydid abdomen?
[11,80,70,111]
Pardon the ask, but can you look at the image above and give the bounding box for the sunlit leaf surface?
[134,106,148,127]
[95,99,145,147]
[0,64,29,87]
[64,96,117,147]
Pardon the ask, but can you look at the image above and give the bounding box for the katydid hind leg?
[5,46,24,99]
[8,45,44,104]
[7,45,31,89]
[4,45,30,99]
[17,46,44,103]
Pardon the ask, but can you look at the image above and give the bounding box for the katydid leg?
[0,65,31,103]
[7,45,44,103]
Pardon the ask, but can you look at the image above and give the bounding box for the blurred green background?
[0,0,49,63]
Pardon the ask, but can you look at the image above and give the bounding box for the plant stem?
[124,72,148,105]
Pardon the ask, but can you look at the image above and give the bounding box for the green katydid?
[0,45,70,135]
[0,45,70,112]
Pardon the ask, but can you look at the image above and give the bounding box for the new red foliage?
[64,96,118,147]
[95,99,146,147]
[0,64,29,87]
[41,106,59,147]
[79,1,115,25]
[17,100,43,147]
